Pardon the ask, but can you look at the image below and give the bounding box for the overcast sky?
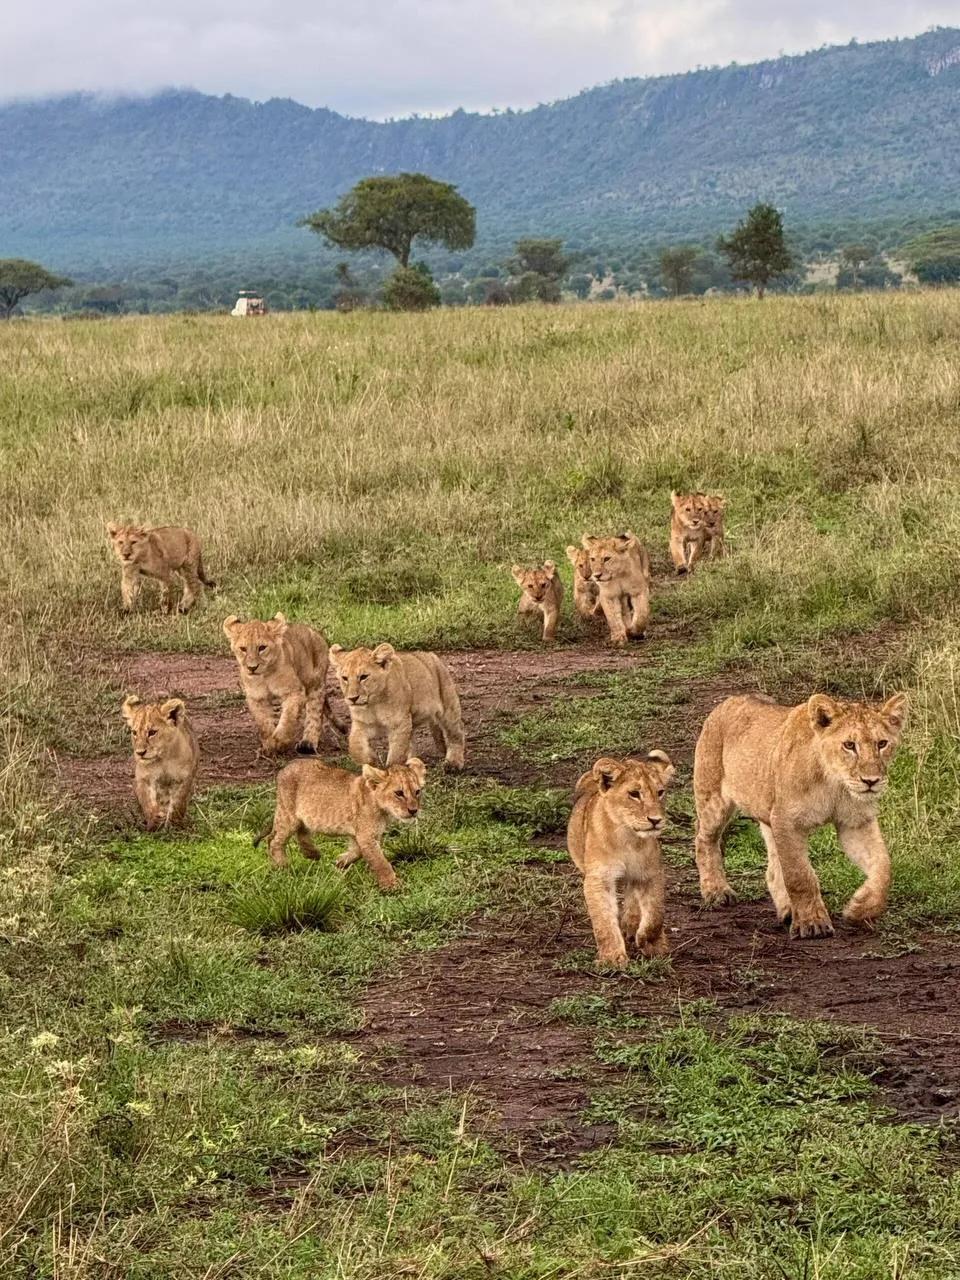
[2,2,957,118]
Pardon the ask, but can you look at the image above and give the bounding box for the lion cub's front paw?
[295,740,318,756]
[377,872,400,893]
[596,947,628,971]
[638,931,669,958]
[789,908,834,940]
[701,886,737,908]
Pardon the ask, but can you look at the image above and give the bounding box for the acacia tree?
[0,259,73,318]
[301,173,475,268]
[507,238,570,302]
[717,204,794,298]
[658,245,699,296]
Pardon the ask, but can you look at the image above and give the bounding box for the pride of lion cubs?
[111,488,907,968]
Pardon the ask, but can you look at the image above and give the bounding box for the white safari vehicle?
[231,291,267,316]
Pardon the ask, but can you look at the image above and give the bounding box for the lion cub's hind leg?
[295,827,323,860]
[177,567,202,614]
[296,682,325,755]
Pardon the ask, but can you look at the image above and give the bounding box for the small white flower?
[30,1031,60,1051]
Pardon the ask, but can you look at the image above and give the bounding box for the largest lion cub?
[693,691,908,938]
[330,643,465,769]
[107,523,216,614]
[223,613,338,757]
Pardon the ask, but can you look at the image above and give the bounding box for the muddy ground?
[56,626,959,1156]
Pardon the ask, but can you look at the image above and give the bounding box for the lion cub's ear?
[593,756,625,792]
[406,757,427,787]
[106,522,119,537]
[565,545,580,564]
[670,491,681,508]
[543,560,556,575]
[581,534,598,549]
[372,643,395,668]
[160,698,186,725]
[362,764,387,784]
[121,694,142,724]
[511,564,525,585]
[646,748,676,783]
[222,614,242,638]
[881,692,908,733]
[269,612,288,638]
[808,693,841,731]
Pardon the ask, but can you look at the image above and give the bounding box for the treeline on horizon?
[16,211,960,317]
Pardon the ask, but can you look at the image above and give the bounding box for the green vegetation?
[0,258,72,318]
[3,295,960,1274]
[717,203,795,299]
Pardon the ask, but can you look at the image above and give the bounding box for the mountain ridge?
[4,26,960,269]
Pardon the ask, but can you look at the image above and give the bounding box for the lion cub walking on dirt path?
[582,532,652,647]
[693,691,908,938]
[567,751,676,969]
[223,613,342,759]
[122,694,199,830]
[254,757,427,890]
[511,561,564,641]
[108,523,216,614]
[330,643,465,769]
[565,546,601,621]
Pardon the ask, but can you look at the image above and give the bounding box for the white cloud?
[1,1,957,117]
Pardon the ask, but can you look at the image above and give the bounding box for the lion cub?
[511,561,563,641]
[581,532,652,646]
[565,546,601,621]
[567,752,676,968]
[330,643,465,769]
[669,492,726,572]
[223,613,340,758]
[254,757,427,889]
[107,523,216,614]
[122,694,199,830]
[694,691,908,938]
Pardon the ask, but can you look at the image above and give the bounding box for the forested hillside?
[4,27,960,271]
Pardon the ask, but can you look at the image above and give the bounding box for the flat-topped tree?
[301,173,475,269]
[0,259,73,319]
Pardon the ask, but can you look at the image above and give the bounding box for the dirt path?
[356,863,960,1161]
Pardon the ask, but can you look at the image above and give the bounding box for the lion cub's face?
[329,643,394,706]
[702,494,725,533]
[671,492,706,531]
[565,546,593,582]
[122,695,188,763]
[362,758,427,822]
[593,751,675,834]
[511,561,557,602]
[808,693,907,799]
[582,533,639,583]
[223,613,288,677]
[107,523,150,564]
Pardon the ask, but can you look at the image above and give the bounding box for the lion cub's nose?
[347,695,359,704]
[648,815,662,828]
[861,776,881,790]
[136,748,148,758]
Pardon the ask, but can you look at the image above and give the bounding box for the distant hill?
[4,27,960,269]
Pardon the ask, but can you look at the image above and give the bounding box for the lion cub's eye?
[628,789,642,800]
[877,739,889,750]
[413,789,421,797]
[238,646,247,653]
[359,673,369,681]
[147,729,157,738]
[842,740,857,753]
[395,789,405,799]
[656,789,665,798]
[257,645,267,653]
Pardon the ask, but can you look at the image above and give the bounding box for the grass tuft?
[227,869,344,936]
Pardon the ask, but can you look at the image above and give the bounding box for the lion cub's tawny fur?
[107,523,216,614]
[565,546,601,621]
[330,643,465,769]
[669,492,708,573]
[694,691,908,938]
[223,613,339,758]
[122,694,199,830]
[567,752,676,968]
[254,757,427,889]
[701,493,726,559]
[511,561,564,641]
[581,532,652,646]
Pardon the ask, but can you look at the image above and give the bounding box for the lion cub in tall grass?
[330,643,465,769]
[581,532,652,646]
[122,694,199,830]
[254,757,427,890]
[511,561,564,641]
[223,613,340,758]
[568,752,676,968]
[669,492,725,573]
[107,523,216,614]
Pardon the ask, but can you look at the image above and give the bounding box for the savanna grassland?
[3,295,960,1278]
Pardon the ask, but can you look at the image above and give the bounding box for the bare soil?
[357,864,960,1162]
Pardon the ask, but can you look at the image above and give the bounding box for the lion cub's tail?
[198,554,217,591]
[252,820,273,849]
